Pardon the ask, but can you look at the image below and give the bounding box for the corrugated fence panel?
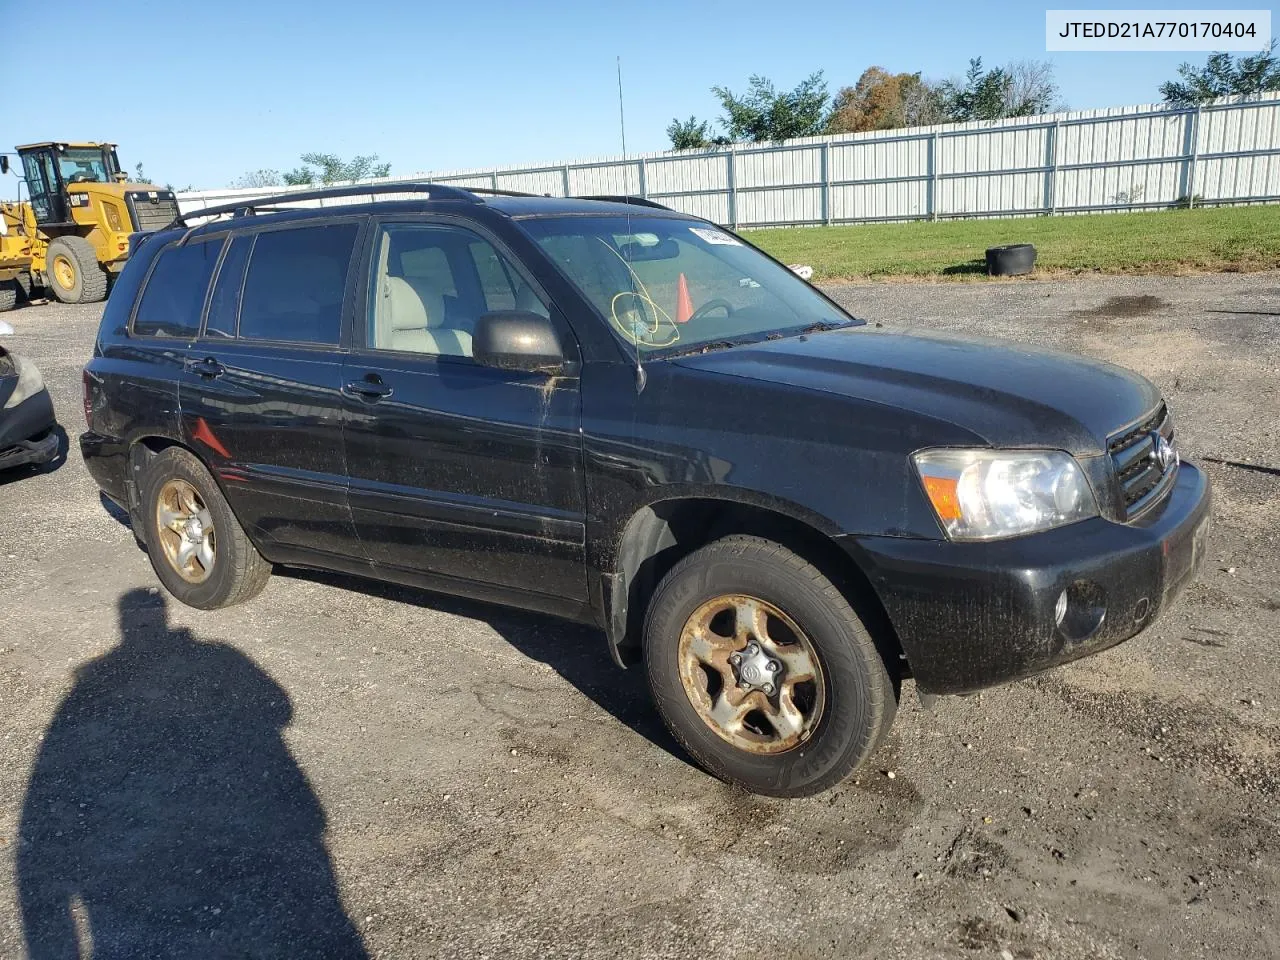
[832,137,929,183]
[1057,160,1186,208]
[645,154,727,196]
[738,187,824,226]
[831,180,928,221]
[494,168,565,195]
[567,161,642,196]
[175,94,1279,227]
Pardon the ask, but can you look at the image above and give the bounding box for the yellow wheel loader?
[0,213,32,311]
[1,142,179,305]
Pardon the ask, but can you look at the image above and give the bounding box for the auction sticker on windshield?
[690,227,742,246]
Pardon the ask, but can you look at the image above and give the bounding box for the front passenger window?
[368,225,546,358]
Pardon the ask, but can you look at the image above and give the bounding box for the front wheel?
[44,236,108,304]
[644,535,897,797]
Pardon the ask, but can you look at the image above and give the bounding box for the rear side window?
[238,223,359,345]
[204,235,253,338]
[132,238,223,338]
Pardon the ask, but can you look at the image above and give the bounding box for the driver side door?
[341,218,589,609]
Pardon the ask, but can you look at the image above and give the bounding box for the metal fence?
[177,93,1280,228]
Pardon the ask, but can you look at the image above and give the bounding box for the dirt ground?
[1,272,1277,959]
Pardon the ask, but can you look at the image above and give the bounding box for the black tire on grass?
[986,243,1037,277]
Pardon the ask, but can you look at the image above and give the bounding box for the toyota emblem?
[1152,433,1177,472]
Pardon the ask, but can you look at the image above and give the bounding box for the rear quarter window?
[238,223,359,345]
[132,238,224,338]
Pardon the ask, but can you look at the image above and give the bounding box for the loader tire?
[45,236,108,304]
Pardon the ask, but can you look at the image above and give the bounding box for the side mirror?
[0,156,8,175]
[473,311,565,374]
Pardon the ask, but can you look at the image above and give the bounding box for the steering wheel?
[68,174,91,183]
[687,298,735,323]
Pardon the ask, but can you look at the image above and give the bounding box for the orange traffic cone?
[675,272,693,323]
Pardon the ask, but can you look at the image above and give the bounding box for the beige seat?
[378,275,472,357]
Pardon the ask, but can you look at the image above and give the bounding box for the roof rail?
[166,180,487,230]
[575,195,674,211]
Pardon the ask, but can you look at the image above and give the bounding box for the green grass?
[748,205,1280,282]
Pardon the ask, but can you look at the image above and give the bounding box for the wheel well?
[610,498,906,673]
[126,437,191,517]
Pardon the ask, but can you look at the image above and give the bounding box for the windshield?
[518,215,855,356]
[55,148,112,184]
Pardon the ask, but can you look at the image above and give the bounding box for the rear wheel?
[139,447,272,609]
[644,535,897,797]
[0,280,15,312]
[44,236,108,304]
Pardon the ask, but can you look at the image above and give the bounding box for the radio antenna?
[617,55,646,392]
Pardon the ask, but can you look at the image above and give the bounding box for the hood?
[671,327,1161,457]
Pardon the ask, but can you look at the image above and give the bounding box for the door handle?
[343,378,393,401]
[186,357,225,378]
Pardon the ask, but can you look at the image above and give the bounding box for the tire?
[985,243,1037,277]
[15,272,32,303]
[0,280,15,312]
[644,535,897,797]
[138,446,272,609]
[44,236,108,304]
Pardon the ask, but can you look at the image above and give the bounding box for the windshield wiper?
[662,339,742,359]
[795,319,854,335]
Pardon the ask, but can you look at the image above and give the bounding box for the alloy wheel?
[155,478,216,584]
[677,594,826,754]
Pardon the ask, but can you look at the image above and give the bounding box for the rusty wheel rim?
[52,254,76,290]
[155,479,216,584]
[677,594,826,755]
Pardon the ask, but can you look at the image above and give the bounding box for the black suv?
[81,183,1211,797]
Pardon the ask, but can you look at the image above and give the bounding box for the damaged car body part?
[79,182,1212,797]
[0,346,59,470]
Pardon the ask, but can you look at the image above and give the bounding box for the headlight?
[3,353,45,409]
[913,448,1098,541]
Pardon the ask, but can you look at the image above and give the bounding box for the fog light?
[1056,580,1107,643]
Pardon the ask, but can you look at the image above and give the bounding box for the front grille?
[127,191,180,233]
[1108,402,1177,519]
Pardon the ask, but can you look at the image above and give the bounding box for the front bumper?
[0,388,58,470]
[844,462,1212,695]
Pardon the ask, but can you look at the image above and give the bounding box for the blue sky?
[14,0,1271,189]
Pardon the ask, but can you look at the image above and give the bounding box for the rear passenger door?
[177,218,364,561]
[340,218,588,604]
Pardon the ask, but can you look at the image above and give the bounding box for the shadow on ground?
[286,568,690,768]
[93,496,691,769]
[940,259,988,276]
[17,589,367,959]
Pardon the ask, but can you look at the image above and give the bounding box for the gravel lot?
[1,273,1278,959]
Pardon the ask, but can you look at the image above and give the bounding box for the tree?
[899,73,949,127]
[1160,41,1280,105]
[281,153,392,186]
[943,58,1063,122]
[133,162,147,183]
[827,67,905,133]
[712,72,830,142]
[232,169,282,188]
[825,68,949,133]
[667,116,716,149]
[1004,60,1066,116]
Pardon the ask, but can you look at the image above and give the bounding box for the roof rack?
[166,182,675,232]
[166,180,497,230]
[575,194,673,211]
